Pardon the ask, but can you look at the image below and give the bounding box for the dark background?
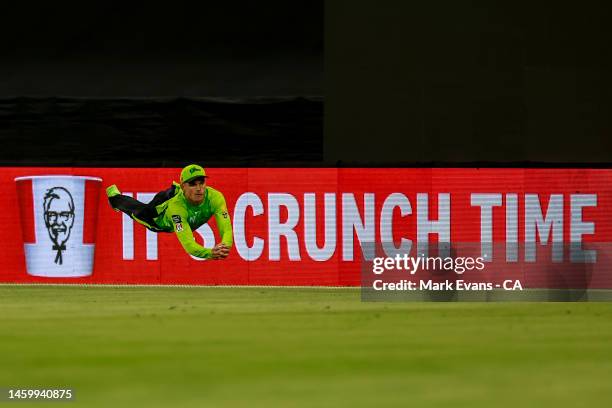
[0,1,323,166]
[326,1,612,165]
[2,1,611,166]
[0,2,322,97]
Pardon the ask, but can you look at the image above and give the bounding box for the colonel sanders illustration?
[43,187,75,265]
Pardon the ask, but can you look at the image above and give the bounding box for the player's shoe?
[106,185,121,211]
[106,184,121,198]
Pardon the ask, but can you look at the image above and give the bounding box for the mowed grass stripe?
[0,286,611,408]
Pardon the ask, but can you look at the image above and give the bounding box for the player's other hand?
[211,243,230,260]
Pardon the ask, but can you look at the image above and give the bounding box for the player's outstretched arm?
[211,243,230,260]
[212,191,234,251]
[171,213,213,259]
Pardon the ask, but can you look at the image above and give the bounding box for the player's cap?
[180,164,207,183]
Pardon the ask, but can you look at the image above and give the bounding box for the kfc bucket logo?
[43,187,75,265]
[16,175,102,278]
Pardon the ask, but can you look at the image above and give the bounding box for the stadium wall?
[1,167,611,288]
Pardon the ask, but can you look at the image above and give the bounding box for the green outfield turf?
[1,286,612,407]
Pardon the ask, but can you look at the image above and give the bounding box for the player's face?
[182,177,206,205]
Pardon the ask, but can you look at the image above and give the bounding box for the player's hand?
[211,243,230,260]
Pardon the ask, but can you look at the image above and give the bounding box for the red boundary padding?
[0,168,611,288]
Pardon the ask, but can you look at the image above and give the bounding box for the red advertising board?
[1,168,611,287]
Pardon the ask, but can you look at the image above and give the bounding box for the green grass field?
[1,286,612,407]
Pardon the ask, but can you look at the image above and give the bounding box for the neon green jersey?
[153,183,233,259]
